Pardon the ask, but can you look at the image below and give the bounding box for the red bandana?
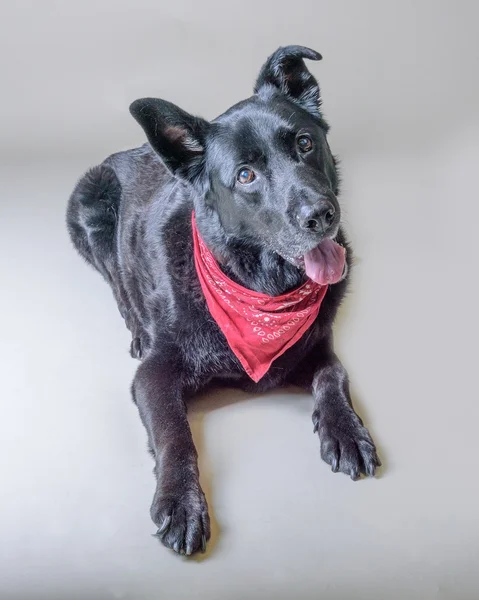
[192,213,328,382]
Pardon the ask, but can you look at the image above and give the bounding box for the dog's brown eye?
[297,135,313,153]
[237,168,255,184]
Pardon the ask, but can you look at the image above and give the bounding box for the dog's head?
[130,45,345,285]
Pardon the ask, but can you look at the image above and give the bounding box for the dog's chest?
[171,274,321,391]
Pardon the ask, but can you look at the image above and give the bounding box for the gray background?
[1,1,478,599]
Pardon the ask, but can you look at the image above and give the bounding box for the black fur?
[67,46,380,556]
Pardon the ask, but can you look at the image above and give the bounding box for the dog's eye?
[237,168,255,184]
[297,135,313,153]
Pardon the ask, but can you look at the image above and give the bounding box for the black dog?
[67,46,380,556]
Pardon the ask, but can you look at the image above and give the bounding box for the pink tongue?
[304,239,346,285]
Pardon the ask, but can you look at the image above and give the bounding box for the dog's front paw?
[151,487,210,556]
[313,408,381,480]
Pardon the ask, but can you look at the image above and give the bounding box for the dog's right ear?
[129,98,209,182]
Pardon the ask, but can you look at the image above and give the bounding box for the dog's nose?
[298,200,336,233]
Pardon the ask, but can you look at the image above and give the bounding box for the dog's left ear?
[254,45,323,118]
[129,97,209,183]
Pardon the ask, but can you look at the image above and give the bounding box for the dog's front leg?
[312,351,381,480]
[132,352,210,555]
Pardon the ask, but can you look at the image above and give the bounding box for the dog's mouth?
[288,237,346,285]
